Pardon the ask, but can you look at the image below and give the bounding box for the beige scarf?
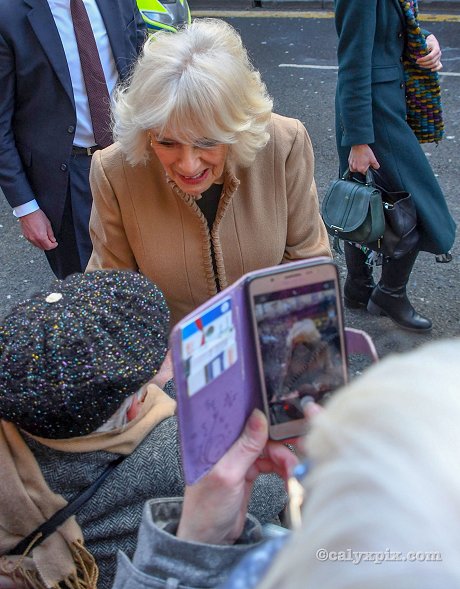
[0,384,176,589]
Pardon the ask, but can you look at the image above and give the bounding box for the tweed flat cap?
[0,270,170,438]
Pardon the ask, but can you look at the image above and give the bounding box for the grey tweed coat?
[25,383,287,589]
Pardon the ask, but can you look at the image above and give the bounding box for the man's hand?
[348,144,380,175]
[177,409,298,545]
[19,209,58,251]
[417,34,443,71]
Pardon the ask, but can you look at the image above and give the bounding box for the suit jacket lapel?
[24,0,74,105]
[96,0,126,76]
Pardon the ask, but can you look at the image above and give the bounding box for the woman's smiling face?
[150,134,229,196]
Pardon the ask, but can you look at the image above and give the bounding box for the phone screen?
[250,273,347,435]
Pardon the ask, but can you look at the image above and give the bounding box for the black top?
[196,183,222,231]
[196,184,222,290]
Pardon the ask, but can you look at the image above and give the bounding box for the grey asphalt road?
[1,10,459,361]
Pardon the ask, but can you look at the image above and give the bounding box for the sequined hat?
[0,270,170,438]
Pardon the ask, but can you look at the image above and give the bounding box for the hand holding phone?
[177,408,297,544]
[170,258,348,483]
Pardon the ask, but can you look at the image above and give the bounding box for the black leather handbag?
[366,179,419,259]
[321,168,385,252]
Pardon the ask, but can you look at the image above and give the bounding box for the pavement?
[189,0,460,12]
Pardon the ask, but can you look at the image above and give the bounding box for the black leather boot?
[343,242,375,309]
[367,250,432,332]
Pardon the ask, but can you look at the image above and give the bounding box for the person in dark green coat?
[334,0,456,332]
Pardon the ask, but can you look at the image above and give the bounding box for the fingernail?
[300,397,321,418]
[300,396,315,410]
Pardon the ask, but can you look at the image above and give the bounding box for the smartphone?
[247,260,347,440]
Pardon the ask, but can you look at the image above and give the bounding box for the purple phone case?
[170,258,377,484]
[170,273,262,486]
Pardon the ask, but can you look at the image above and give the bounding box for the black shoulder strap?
[7,454,125,556]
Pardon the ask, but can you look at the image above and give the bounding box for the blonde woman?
[87,18,330,326]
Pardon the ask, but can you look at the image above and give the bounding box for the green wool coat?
[334,0,456,254]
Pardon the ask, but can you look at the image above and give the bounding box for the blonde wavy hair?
[112,18,273,167]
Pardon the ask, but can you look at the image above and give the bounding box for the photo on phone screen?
[248,263,347,439]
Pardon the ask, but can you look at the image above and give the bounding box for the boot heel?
[367,299,387,317]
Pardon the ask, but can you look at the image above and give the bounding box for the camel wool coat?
[87,113,331,326]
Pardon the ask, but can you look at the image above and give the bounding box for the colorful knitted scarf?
[399,0,444,143]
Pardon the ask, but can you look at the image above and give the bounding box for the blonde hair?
[259,338,460,588]
[112,18,273,167]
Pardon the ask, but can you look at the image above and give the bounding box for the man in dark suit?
[0,0,146,278]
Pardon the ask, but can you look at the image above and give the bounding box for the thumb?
[221,409,268,474]
[46,221,57,244]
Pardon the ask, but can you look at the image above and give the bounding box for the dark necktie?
[70,0,112,148]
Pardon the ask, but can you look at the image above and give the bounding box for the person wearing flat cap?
[0,271,287,589]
